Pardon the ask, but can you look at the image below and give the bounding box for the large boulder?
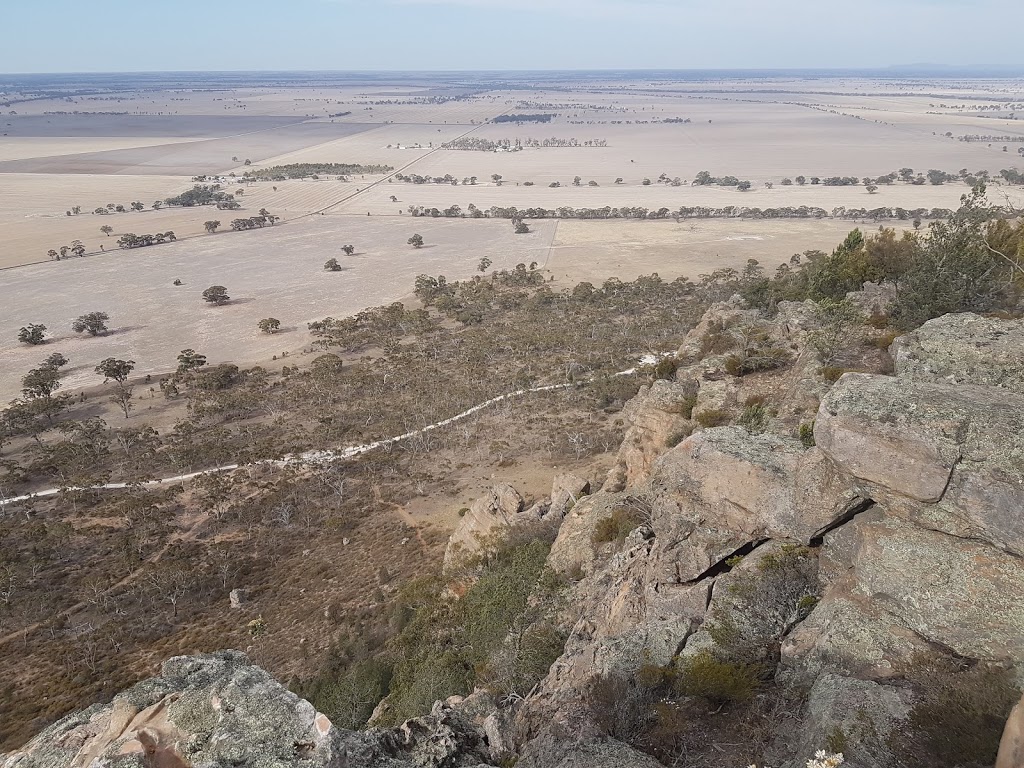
[517,731,663,768]
[816,373,1024,555]
[892,313,1024,395]
[0,652,495,768]
[997,695,1024,768]
[787,510,1024,673]
[443,484,526,571]
[609,379,698,489]
[652,427,861,549]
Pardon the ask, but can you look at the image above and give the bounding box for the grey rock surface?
[892,312,1024,394]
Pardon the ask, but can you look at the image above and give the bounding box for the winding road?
[0,376,634,508]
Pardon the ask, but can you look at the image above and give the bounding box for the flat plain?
[2,71,1023,400]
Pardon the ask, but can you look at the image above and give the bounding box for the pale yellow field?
[0,137,202,162]
[2,74,1023,394]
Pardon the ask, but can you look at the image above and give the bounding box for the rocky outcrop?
[892,312,1024,394]
[445,477,592,573]
[816,372,1024,556]
[11,310,1023,768]
[0,651,494,768]
[523,310,1024,767]
[998,695,1024,768]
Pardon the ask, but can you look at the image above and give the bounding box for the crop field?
[0,216,559,401]
[2,71,1023,395]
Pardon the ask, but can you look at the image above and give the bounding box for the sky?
[2,0,1023,73]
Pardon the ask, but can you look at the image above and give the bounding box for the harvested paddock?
[0,122,379,176]
[0,216,558,401]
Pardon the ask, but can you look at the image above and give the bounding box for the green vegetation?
[891,656,1020,768]
[165,185,235,208]
[695,408,730,428]
[717,187,1024,330]
[72,311,110,336]
[591,503,649,546]
[17,324,47,346]
[202,286,230,305]
[674,650,761,705]
[301,539,565,729]
[117,232,176,249]
[492,113,555,123]
[242,163,394,181]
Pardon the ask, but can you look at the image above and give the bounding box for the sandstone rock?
[1,651,343,768]
[816,373,1024,555]
[795,673,910,768]
[443,484,524,571]
[844,281,897,317]
[652,427,861,547]
[892,312,1024,395]
[549,473,591,518]
[612,379,698,487]
[0,652,496,768]
[813,510,1024,665]
[547,491,636,576]
[517,729,663,768]
[997,695,1024,768]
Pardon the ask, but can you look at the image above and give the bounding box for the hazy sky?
[3,0,1022,73]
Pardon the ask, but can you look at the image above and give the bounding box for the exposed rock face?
[525,311,1024,767]
[443,484,526,571]
[11,311,1024,768]
[997,695,1024,768]
[1,651,494,768]
[816,373,1024,556]
[892,312,1024,394]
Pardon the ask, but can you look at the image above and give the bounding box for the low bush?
[591,506,647,546]
[891,656,1019,768]
[674,650,761,705]
[695,408,730,428]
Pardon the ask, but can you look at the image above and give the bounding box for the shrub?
[383,540,552,725]
[738,403,769,434]
[653,357,678,380]
[695,408,730,428]
[820,365,846,383]
[665,424,695,448]
[890,657,1019,768]
[591,506,647,546]
[799,422,816,447]
[869,330,901,350]
[674,650,760,705]
[17,324,47,345]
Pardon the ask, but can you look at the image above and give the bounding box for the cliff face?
[5,311,1023,768]
[518,310,1024,767]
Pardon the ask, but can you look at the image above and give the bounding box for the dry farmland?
[2,71,1024,401]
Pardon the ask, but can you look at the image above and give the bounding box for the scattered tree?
[72,311,110,336]
[514,222,531,234]
[324,258,342,271]
[205,220,221,233]
[258,318,281,334]
[342,245,356,256]
[408,234,424,249]
[100,225,113,236]
[202,285,231,305]
[17,324,47,346]
[176,349,207,373]
[95,358,136,418]
[478,257,492,273]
